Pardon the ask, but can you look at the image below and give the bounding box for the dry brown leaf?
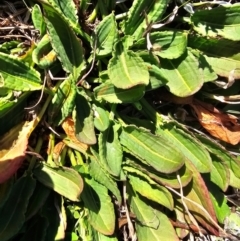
[0,120,36,183]
[191,100,240,145]
[62,117,89,152]
[53,141,66,162]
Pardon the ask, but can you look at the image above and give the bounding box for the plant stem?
[28,136,43,171]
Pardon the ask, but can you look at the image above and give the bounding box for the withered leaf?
[191,100,240,145]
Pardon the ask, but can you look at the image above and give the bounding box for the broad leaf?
[128,186,179,241]
[122,0,170,39]
[188,35,240,78]
[25,182,51,221]
[48,76,76,126]
[99,124,123,177]
[124,158,192,188]
[205,181,230,224]
[189,48,218,82]
[42,3,84,78]
[88,155,122,204]
[108,41,149,89]
[33,164,83,201]
[32,4,46,36]
[0,52,41,91]
[48,0,78,25]
[159,50,204,97]
[156,123,212,173]
[41,193,64,241]
[191,3,240,41]
[134,31,187,59]
[196,133,240,179]
[128,173,173,210]
[95,13,118,57]
[120,125,185,173]
[0,174,36,241]
[81,176,115,235]
[203,154,229,192]
[93,105,110,132]
[94,81,145,103]
[92,230,118,241]
[183,161,219,235]
[74,91,96,145]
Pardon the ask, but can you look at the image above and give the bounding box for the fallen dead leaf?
[190,99,240,145]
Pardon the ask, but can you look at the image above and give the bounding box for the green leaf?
[191,3,240,41]
[159,50,204,97]
[120,125,185,173]
[32,4,46,36]
[229,169,240,189]
[47,0,78,25]
[42,3,84,78]
[19,215,49,241]
[81,176,115,235]
[33,164,83,201]
[196,134,240,179]
[93,105,110,132]
[128,186,179,241]
[205,181,230,224]
[146,64,168,91]
[32,34,57,69]
[0,177,13,208]
[0,173,36,241]
[0,52,41,91]
[88,156,122,204]
[203,154,230,192]
[95,13,118,57]
[124,159,192,189]
[99,124,123,177]
[74,91,96,145]
[156,123,212,173]
[41,192,63,241]
[122,0,170,39]
[94,81,145,103]
[92,230,118,241]
[189,48,218,82]
[188,35,240,78]
[134,31,187,59]
[128,173,174,210]
[45,0,89,41]
[183,161,218,235]
[108,41,149,89]
[48,76,76,126]
[25,182,51,221]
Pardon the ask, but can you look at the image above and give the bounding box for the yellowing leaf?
[0,120,36,183]
[62,117,89,152]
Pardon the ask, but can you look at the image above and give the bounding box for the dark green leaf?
[74,91,96,145]
[0,173,36,241]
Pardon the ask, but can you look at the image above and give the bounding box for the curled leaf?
[62,117,89,153]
